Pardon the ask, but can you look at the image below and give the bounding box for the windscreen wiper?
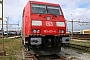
[47,8,57,17]
[39,9,46,16]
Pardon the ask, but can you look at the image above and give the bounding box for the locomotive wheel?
[27,45,30,51]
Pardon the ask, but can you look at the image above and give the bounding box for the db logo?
[46,21,53,26]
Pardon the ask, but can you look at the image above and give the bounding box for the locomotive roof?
[29,1,60,6]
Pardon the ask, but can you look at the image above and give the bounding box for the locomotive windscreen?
[47,6,62,15]
[31,4,46,14]
[31,4,62,15]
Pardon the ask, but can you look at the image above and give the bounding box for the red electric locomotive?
[22,0,70,55]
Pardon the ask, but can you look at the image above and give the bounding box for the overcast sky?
[0,0,90,31]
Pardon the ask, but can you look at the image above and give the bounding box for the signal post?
[0,0,6,56]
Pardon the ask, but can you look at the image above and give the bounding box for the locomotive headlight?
[37,30,40,33]
[32,20,42,26]
[33,30,37,33]
[56,22,65,26]
[58,30,61,33]
[61,30,64,33]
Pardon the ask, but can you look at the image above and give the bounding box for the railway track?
[22,47,68,60]
[72,34,90,40]
[72,37,90,40]
[70,44,90,52]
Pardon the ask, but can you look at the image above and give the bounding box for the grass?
[1,38,90,59]
[0,38,23,60]
[70,39,90,54]
[71,39,90,47]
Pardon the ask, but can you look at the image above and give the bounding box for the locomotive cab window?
[31,4,46,14]
[47,6,62,15]
[31,4,62,15]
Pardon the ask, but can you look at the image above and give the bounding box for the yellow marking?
[25,34,29,37]
[30,34,32,36]
[25,41,28,44]
[40,34,42,36]
[58,34,60,36]
[34,34,36,36]
[42,35,45,36]
[37,34,39,36]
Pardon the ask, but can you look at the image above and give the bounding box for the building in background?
[66,29,90,35]
[81,29,90,34]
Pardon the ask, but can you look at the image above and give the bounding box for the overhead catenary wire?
[63,0,73,6]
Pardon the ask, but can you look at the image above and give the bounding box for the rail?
[70,44,90,52]
[22,47,68,60]
[71,34,90,40]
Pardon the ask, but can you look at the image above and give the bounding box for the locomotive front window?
[47,6,62,15]
[31,4,46,14]
[31,4,62,15]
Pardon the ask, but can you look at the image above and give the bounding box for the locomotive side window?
[31,4,46,14]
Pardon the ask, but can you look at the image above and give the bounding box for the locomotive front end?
[22,1,70,53]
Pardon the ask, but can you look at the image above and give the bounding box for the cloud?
[0,4,2,17]
[3,0,90,31]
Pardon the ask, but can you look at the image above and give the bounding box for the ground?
[0,38,23,60]
[0,37,90,60]
[61,48,90,60]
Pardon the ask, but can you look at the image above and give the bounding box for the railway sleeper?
[28,54,67,60]
[24,52,67,60]
[37,55,67,60]
[36,54,60,59]
[24,48,68,60]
